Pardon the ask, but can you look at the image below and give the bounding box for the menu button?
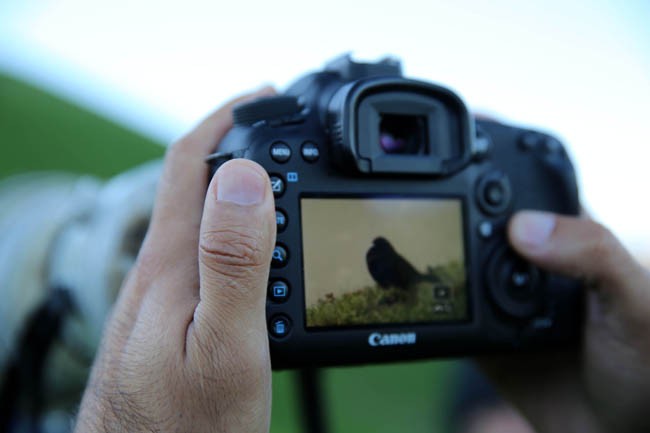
[270,142,292,163]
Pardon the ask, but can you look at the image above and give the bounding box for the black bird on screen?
[366,237,450,305]
[366,237,424,291]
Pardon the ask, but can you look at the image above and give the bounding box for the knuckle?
[189,323,268,395]
[133,245,162,275]
[165,138,191,165]
[166,134,205,168]
[586,222,619,266]
[169,134,195,157]
[131,246,168,287]
[199,226,266,275]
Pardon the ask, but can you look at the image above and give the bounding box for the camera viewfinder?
[379,114,428,155]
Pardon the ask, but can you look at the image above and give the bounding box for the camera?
[207,55,582,369]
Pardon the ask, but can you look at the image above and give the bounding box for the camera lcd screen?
[301,197,468,328]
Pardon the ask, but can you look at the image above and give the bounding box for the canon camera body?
[208,55,582,369]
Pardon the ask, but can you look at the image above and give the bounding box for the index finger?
[144,87,275,266]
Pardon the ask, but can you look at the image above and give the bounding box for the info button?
[301,141,320,162]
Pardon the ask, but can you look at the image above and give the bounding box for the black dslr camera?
[208,55,582,369]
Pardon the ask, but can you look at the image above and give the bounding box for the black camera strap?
[0,286,74,433]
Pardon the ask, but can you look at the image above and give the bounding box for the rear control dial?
[486,247,543,319]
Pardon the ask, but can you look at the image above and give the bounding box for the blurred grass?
[0,72,459,433]
[0,73,164,178]
[273,361,458,433]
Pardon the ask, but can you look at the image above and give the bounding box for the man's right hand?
[481,211,650,433]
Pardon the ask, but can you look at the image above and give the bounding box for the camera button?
[478,221,494,239]
[269,315,291,338]
[476,172,511,215]
[275,209,288,232]
[268,280,290,303]
[473,125,491,159]
[269,174,285,197]
[301,141,320,162]
[271,244,289,268]
[519,132,543,150]
[270,141,292,163]
[543,137,563,154]
[485,181,505,206]
[507,266,535,301]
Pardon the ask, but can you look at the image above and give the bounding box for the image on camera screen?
[302,197,468,328]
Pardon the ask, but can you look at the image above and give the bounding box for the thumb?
[508,211,647,303]
[195,158,276,337]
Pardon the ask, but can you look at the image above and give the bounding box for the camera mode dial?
[233,96,302,126]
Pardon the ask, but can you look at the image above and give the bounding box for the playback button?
[268,279,290,303]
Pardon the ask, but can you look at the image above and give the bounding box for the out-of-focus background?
[1,1,648,432]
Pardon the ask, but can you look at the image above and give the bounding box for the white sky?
[1,0,649,255]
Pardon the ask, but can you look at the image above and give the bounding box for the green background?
[0,72,463,433]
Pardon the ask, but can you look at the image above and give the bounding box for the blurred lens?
[379,114,427,154]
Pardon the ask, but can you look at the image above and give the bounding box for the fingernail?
[216,160,266,205]
[511,211,556,248]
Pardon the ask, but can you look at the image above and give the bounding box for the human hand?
[481,211,650,433]
[74,87,277,432]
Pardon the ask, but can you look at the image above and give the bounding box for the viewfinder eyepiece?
[328,79,474,176]
[379,114,428,155]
